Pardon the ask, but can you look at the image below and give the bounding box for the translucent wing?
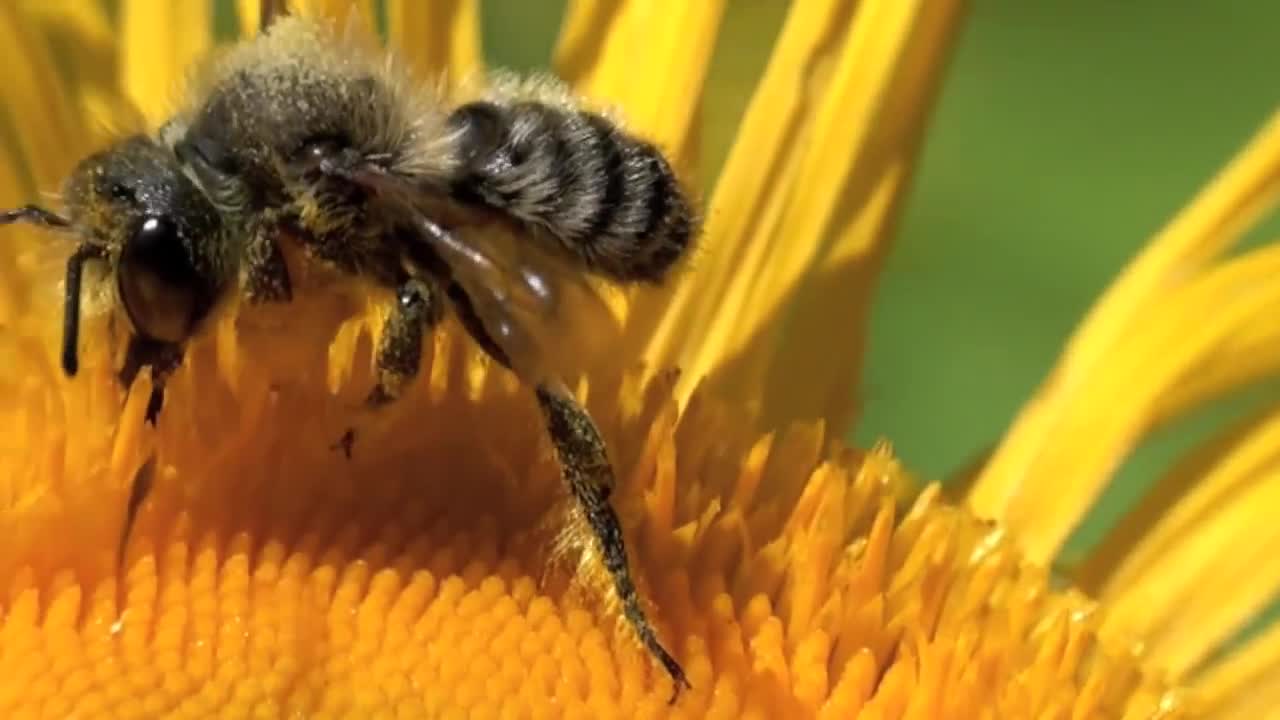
[334,161,622,387]
[419,211,623,386]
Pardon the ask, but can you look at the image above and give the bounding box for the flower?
[0,0,1274,717]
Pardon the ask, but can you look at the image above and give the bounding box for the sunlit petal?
[0,3,82,190]
[1076,403,1280,678]
[119,0,214,124]
[387,0,481,86]
[554,0,724,166]
[635,0,963,434]
[970,111,1280,563]
[1195,618,1280,718]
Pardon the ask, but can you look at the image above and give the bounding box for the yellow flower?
[0,0,1275,717]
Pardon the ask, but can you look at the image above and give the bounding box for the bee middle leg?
[332,276,443,458]
[367,276,444,406]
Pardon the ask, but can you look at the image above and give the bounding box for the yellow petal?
[18,0,116,87]
[19,1,140,150]
[554,0,725,165]
[1152,306,1280,425]
[387,0,482,87]
[634,0,964,432]
[0,3,83,191]
[292,0,376,29]
[969,110,1280,563]
[1195,617,1280,718]
[717,0,964,430]
[235,0,262,35]
[1002,244,1280,562]
[0,140,31,316]
[119,0,214,124]
[1077,402,1280,678]
[0,3,125,357]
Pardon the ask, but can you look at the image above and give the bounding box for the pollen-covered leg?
[534,385,691,702]
[243,225,292,303]
[332,276,443,459]
[367,276,444,407]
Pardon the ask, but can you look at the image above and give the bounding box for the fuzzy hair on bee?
[0,11,698,702]
[165,15,698,288]
[455,71,699,283]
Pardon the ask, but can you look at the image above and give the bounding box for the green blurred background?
[470,0,1280,564]
[206,0,1280,564]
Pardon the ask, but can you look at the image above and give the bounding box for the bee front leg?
[243,223,292,304]
[119,335,184,425]
[116,335,183,572]
[534,385,691,702]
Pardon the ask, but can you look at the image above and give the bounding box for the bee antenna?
[0,204,102,376]
[260,0,291,32]
[0,204,71,229]
[62,244,107,376]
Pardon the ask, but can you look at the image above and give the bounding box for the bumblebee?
[0,11,697,698]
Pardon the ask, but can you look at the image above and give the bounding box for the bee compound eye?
[116,216,201,343]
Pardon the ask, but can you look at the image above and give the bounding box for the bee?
[0,10,696,699]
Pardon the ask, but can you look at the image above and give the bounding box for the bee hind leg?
[534,385,691,703]
[443,274,691,701]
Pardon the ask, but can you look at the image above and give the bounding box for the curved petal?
[969,111,1280,563]
[1195,617,1280,718]
[1078,402,1280,678]
[634,0,964,434]
[554,0,725,166]
[387,0,481,87]
[0,3,82,190]
[119,0,214,124]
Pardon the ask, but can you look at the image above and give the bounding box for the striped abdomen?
[445,100,697,283]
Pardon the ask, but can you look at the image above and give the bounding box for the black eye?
[117,216,204,343]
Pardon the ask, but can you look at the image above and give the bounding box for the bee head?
[1,135,231,375]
